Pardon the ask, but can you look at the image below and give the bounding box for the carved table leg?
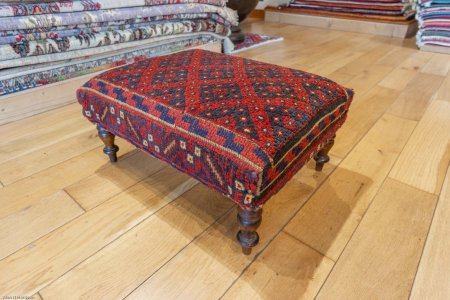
[314,136,335,171]
[97,124,119,162]
[237,205,262,255]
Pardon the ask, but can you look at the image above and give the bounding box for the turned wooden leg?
[314,137,335,171]
[237,206,262,255]
[97,125,119,162]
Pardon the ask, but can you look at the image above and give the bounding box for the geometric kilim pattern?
[77,49,354,209]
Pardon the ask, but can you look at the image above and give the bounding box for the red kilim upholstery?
[77,49,353,209]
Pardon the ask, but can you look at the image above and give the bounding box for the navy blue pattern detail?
[217,128,244,154]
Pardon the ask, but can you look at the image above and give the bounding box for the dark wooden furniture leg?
[97,124,119,162]
[237,206,262,255]
[314,136,335,171]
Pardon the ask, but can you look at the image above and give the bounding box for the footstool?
[77,49,353,254]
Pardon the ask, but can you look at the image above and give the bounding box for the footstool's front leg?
[314,136,335,171]
[237,206,262,255]
[97,125,119,162]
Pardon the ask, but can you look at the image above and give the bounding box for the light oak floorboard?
[410,165,450,299]
[387,72,444,121]
[296,35,375,75]
[334,43,396,77]
[0,103,80,144]
[316,179,437,299]
[284,114,417,260]
[222,232,334,300]
[124,159,339,300]
[325,70,355,86]
[375,46,415,68]
[0,139,134,220]
[345,64,394,97]
[325,42,407,88]
[432,73,450,102]
[65,150,166,210]
[421,53,450,76]
[240,30,347,67]
[0,128,102,185]
[0,190,83,260]
[295,37,371,71]
[33,294,43,300]
[302,50,365,76]
[390,100,450,194]
[0,110,91,165]
[0,166,196,297]
[331,86,401,158]
[378,68,418,91]
[40,184,232,300]
[399,50,434,71]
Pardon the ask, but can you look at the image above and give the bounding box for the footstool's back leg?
[314,136,335,171]
[97,125,119,162]
[237,206,262,255]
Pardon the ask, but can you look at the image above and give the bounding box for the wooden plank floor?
[1,20,450,299]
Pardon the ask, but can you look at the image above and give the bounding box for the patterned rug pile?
[0,0,238,96]
[226,33,283,54]
[417,0,450,49]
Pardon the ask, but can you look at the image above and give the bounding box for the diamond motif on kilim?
[152,69,188,84]
[107,59,151,89]
[200,83,242,103]
[199,67,235,80]
[146,87,186,109]
[245,67,283,79]
[265,105,310,148]
[158,52,193,67]
[252,81,297,99]
[199,106,259,140]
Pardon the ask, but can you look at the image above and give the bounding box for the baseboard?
[420,44,450,55]
[265,9,417,38]
[249,9,265,19]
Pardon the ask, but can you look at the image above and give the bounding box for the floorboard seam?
[218,163,341,299]
[331,89,400,159]
[1,176,199,296]
[0,143,109,187]
[0,191,90,261]
[63,188,86,213]
[388,177,440,196]
[407,161,450,299]
[430,72,448,99]
[314,118,419,298]
[121,205,235,300]
[1,128,105,186]
[60,149,141,211]
[0,102,78,127]
[0,125,93,166]
[281,230,336,262]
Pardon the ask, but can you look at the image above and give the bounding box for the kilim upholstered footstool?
[77,49,353,255]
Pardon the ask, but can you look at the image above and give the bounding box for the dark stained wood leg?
[97,124,119,162]
[314,137,335,171]
[236,206,262,255]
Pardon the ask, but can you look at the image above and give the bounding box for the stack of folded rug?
[0,0,237,95]
[417,0,450,49]
[275,0,415,22]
